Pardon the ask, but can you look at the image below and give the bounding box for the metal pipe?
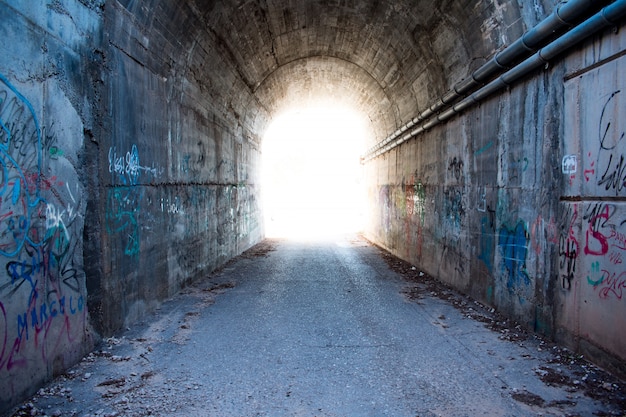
[362,0,610,160]
[362,0,626,163]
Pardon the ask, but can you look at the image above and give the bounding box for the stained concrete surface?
[9,236,626,417]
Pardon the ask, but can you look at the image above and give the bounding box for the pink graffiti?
[584,205,610,256]
[609,251,623,265]
[610,229,626,251]
[594,270,626,300]
[0,290,85,372]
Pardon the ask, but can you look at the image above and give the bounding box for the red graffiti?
[531,215,558,255]
[610,229,626,251]
[584,205,610,256]
[609,251,623,265]
[595,270,626,300]
[584,152,595,182]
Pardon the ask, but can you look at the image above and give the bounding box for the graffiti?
[478,191,496,272]
[0,81,43,257]
[414,181,426,226]
[106,144,161,256]
[108,145,160,185]
[588,260,626,300]
[558,205,580,290]
[579,201,626,300]
[403,178,415,217]
[562,155,577,175]
[0,74,84,374]
[448,157,464,182]
[402,175,426,257]
[403,175,425,223]
[478,216,494,272]
[498,221,531,293]
[106,187,141,256]
[530,215,557,256]
[474,141,493,156]
[443,188,465,228]
[16,293,84,342]
[594,90,626,195]
[583,203,614,256]
[584,152,595,182]
[599,154,626,194]
[161,196,185,215]
[517,157,529,172]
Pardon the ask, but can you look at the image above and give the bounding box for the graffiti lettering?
[108,145,160,185]
[595,90,626,195]
[589,265,626,300]
[583,204,612,256]
[598,154,626,194]
[106,187,141,256]
[559,205,579,290]
[16,294,83,342]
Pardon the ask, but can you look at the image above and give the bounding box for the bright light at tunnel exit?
[262,105,367,240]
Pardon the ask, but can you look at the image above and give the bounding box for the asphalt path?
[10,236,624,417]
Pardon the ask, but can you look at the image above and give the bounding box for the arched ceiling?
[119,0,546,145]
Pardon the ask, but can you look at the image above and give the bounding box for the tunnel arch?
[115,0,529,146]
[251,55,394,145]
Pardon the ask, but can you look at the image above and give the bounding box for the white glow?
[262,105,366,240]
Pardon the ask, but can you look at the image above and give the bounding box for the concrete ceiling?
[118,0,542,144]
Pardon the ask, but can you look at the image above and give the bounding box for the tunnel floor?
[11,236,625,417]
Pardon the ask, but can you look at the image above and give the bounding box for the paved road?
[11,236,624,417]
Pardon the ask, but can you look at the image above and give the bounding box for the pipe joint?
[600,7,617,27]
[554,6,571,27]
[519,34,535,52]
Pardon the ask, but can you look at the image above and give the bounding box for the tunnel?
[1,0,625,411]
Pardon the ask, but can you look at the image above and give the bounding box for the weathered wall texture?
[0,0,102,409]
[558,37,626,373]
[0,0,264,411]
[364,17,626,375]
[92,0,264,335]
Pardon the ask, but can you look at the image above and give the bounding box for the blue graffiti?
[478,217,494,272]
[106,187,141,256]
[0,74,45,258]
[498,221,531,292]
[16,294,84,342]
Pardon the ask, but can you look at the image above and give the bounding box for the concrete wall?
[364,18,626,375]
[0,0,264,411]
[0,0,101,409]
[558,31,626,374]
[92,0,264,335]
